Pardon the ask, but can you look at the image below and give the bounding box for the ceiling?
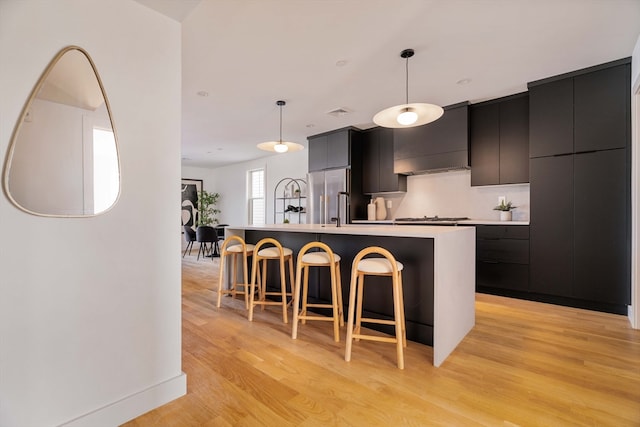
[136,0,640,169]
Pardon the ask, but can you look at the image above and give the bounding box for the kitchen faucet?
[332,191,350,227]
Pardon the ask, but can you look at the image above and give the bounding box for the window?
[92,127,119,214]
[248,168,265,225]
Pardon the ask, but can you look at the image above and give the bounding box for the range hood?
[393,102,469,175]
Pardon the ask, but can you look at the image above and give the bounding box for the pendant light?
[257,100,304,153]
[373,49,443,128]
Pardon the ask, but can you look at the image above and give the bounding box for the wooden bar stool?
[248,238,295,324]
[291,241,344,342]
[216,235,256,309]
[345,246,407,369]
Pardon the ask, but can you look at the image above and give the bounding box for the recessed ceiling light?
[306,124,315,128]
[336,60,348,67]
[197,91,209,97]
[456,78,472,85]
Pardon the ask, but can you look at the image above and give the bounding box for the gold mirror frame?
[3,45,120,217]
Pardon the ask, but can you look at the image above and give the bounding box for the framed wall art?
[181,178,202,231]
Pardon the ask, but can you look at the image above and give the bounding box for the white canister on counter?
[367,200,376,221]
[375,197,387,220]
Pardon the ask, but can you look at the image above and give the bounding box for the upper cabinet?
[393,102,469,175]
[362,127,407,194]
[470,93,529,186]
[529,78,573,157]
[308,127,361,172]
[529,58,630,158]
[574,64,630,153]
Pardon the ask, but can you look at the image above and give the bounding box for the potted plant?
[197,190,221,226]
[493,200,516,221]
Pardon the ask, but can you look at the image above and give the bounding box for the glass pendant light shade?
[257,100,304,153]
[373,49,443,129]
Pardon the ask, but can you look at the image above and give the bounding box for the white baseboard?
[60,372,187,427]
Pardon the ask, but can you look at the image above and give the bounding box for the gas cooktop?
[394,216,469,225]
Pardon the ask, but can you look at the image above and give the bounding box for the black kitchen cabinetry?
[470,93,529,186]
[308,127,359,172]
[362,127,407,194]
[574,64,629,153]
[528,58,631,314]
[393,102,469,174]
[476,225,529,294]
[529,58,630,157]
[529,78,573,157]
[573,149,629,305]
[529,155,574,298]
[245,230,436,346]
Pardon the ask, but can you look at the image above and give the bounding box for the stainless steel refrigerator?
[308,168,350,225]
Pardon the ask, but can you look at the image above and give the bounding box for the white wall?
[377,170,530,221]
[183,148,308,225]
[0,1,185,426]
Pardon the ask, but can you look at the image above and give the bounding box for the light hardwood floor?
[123,252,640,426]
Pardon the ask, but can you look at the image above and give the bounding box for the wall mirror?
[3,46,120,216]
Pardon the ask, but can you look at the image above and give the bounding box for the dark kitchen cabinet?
[393,102,469,174]
[362,127,407,194]
[308,127,360,172]
[529,78,573,157]
[573,149,629,305]
[470,103,499,185]
[529,155,574,298]
[527,58,631,314]
[308,134,328,172]
[470,93,529,186]
[574,65,630,152]
[476,225,529,293]
[529,59,630,157]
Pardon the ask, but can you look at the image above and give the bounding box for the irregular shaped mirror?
[3,46,120,216]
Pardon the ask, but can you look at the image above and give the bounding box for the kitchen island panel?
[227,224,475,367]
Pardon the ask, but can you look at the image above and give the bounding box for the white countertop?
[226,223,474,239]
[352,219,529,226]
[458,219,529,225]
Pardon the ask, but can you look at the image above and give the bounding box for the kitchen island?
[225,224,475,367]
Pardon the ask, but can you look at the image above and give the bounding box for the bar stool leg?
[216,249,227,308]
[279,256,288,323]
[393,270,404,370]
[248,255,258,322]
[345,268,359,362]
[354,272,365,340]
[300,266,309,325]
[336,262,344,327]
[291,259,304,339]
[398,271,407,347]
[287,255,295,306]
[330,261,340,342]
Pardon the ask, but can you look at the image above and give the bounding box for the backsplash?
[370,169,530,221]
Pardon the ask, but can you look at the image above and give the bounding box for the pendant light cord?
[279,103,283,143]
[405,55,409,105]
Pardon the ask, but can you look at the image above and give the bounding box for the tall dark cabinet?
[362,127,406,194]
[528,58,631,314]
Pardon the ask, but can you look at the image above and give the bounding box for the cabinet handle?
[479,260,500,264]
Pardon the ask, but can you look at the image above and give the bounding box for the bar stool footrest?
[305,303,334,309]
[297,315,336,322]
[359,317,396,326]
[352,334,398,343]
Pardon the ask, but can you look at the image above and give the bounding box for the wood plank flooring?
[123,253,640,426]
